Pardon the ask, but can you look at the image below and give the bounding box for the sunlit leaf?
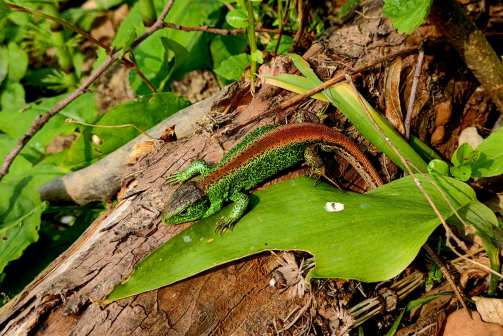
[383,0,433,34]
[107,175,474,302]
[471,126,503,178]
[7,42,28,82]
[225,8,248,28]
[214,53,249,80]
[0,180,44,274]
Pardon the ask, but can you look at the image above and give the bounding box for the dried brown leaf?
[384,57,405,134]
[474,297,503,326]
[443,309,503,336]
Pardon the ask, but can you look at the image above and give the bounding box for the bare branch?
[404,48,424,139]
[163,22,282,36]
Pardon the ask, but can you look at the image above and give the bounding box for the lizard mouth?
[166,197,210,225]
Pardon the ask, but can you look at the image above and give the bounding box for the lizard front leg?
[167,160,212,184]
[215,191,249,233]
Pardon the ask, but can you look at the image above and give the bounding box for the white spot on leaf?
[325,202,345,212]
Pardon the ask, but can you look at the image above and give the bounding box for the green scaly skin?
[164,123,379,232]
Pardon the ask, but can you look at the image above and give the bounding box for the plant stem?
[404,48,424,139]
[273,0,283,55]
[245,0,257,94]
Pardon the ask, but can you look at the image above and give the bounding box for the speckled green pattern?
[216,125,277,167]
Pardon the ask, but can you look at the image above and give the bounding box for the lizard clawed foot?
[166,172,185,185]
[215,217,236,234]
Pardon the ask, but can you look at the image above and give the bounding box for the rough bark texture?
[0,2,498,335]
[430,0,503,115]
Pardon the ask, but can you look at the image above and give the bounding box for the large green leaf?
[0,180,44,274]
[125,0,222,94]
[106,175,474,302]
[63,92,190,168]
[7,42,28,82]
[383,0,433,34]
[471,126,503,178]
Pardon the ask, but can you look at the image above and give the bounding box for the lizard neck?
[200,123,383,190]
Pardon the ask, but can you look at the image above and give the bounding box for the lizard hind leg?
[304,145,325,178]
[166,160,212,184]
[215,191,250,233]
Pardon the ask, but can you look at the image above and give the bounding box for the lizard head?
[165,182,209,224]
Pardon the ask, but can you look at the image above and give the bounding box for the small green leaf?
[7,42,28,82]
[427,159,449,176]
[471,126,503,178]
[214,53,250,81]
[106,175,474,302]
[250,50,263,64]
[265,35,293,54]
[0,81,25,113]
[452,143,476,167]
[225,8,248,28]
[450,165,471,182]
[0,180,44,274]
[383,0,433,34]
[157,37,190,91]
[112,4,144,50]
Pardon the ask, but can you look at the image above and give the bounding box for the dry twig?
[163,22,282,36]
[404,48,424,139]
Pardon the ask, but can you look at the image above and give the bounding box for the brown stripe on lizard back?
[200,123,383,190]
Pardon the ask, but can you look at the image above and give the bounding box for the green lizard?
[165,122,383,231]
